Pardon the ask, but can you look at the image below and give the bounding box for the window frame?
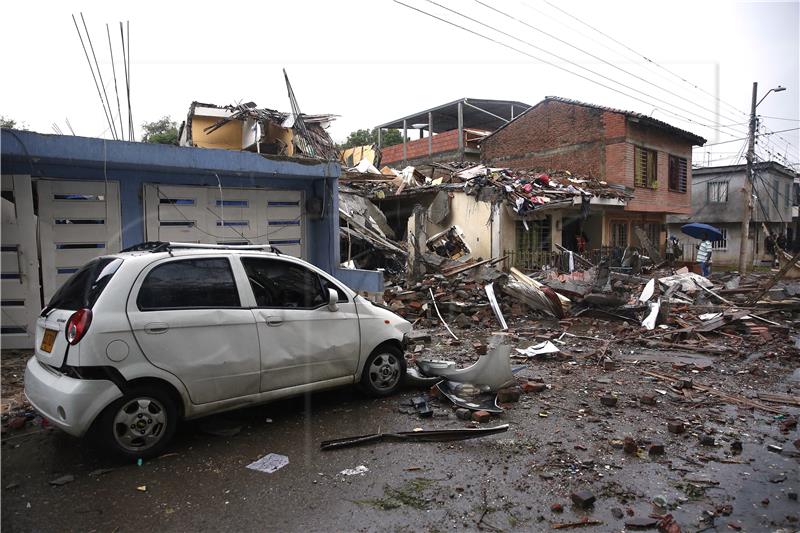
[634,146,658,189]
[610,220,629,248]
[667,155,687,193]
[136,256,243,312]
[240,256,348,310]
[711,228,728,250]
[707,181,728,204]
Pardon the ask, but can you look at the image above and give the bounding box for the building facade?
[481,97,706,257]
[666,161,797,266]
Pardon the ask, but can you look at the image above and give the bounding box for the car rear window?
[47,257,123,310]
[137,258,240,311]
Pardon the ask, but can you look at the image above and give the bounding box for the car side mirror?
[327,288,339,312]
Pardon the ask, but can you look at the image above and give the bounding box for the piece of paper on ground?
[247,453,289,474]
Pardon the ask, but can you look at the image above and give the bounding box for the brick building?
[481,97,707,254]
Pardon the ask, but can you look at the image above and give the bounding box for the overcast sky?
[2,0,798,168]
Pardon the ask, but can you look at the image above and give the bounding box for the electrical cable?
[72,14,115,140]
[395,0,746,141]
[80,13,118,140]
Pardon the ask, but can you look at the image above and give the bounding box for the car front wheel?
[97,386,178,460]
[359,345,406,397]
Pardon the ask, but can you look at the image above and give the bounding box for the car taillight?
[65,308,92,345]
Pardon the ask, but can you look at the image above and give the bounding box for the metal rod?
[463,100,510,123]
[81,13,117,139]
[106,24,125,141]
[72,14,115,139]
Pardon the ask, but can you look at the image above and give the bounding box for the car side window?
[321,276,348,303]
[137,258,240,311]
[241,258,326,308]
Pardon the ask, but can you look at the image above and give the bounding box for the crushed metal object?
[320,424,509,451]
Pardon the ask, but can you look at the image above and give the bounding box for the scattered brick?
[667,421,685,434]
[472,410,491,423]
[600,395,618,407]
[570,489,596,509]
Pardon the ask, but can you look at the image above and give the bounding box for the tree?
[340,127,405,149]
[141,116,178,144]
[1,115,28,130]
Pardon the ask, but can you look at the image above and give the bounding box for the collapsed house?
[178,101,338,160]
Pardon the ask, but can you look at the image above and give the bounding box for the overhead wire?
[71,14,115,140]
[81,13,118,140]
[473,0,752,131]
[540,0,750,119]
[397,0,747,142]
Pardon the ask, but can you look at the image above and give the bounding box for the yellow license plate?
[40,329,57,353]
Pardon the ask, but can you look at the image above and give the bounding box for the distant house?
[666,161,797,266]
[481,97,707,257]
[374,98,531,167]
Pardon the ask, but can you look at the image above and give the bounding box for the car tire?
[96,385,178,460]
[359,345,407,397]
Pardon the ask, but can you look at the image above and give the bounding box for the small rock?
[769,473,787,483]
[648,441,665,456]
[600,395,618,407]
[667,421,685,434]
[455,408,472,421]
[767,444,783,453]
[730,440,743,452]
[640,393,657,406]
[570,489,596,509]
[602,359,615,371]
[7,417,26,430]
[472,341,487,355]
[497,387,521,403]
[788,492,798,501]
[550,503,563,513]
[761,498,769,506]
[625,516,658,528]
[472,410,491,423]
[623,436,638,455]
[676,379,693,390]
[137,485,147,492]
[88,468,115,477]
[611,507,624,519]
[794,438,800,450]
[522,382,547,394]
[49,475,75,486]
[699,435,716,446]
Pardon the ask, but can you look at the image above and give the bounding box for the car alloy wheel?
[112,397,168,453]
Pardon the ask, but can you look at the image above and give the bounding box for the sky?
[2,0,798,169]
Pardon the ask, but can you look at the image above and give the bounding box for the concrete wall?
[418,191,494,259]
[1,129,383,293]
[190,115,244,150]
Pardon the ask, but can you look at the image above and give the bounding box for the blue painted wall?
[2,129,382,291]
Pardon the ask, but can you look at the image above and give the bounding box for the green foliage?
[141,116,178,145]
[340,127,405,149]
[1,116,17,129]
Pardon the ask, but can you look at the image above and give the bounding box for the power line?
[398,0,747,142]
[758,114,800,122]
[81,13,118,140]
[696,127,800,147]
[540,0,749,120]
[71,14,115,140]
[471,0,749,131]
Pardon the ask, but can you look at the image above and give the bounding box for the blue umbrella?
[681,223,723,241]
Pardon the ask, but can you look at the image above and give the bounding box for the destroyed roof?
[375,98,532,133]
[483,96,707,146]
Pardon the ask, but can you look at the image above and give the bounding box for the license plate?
[40,329,57,353]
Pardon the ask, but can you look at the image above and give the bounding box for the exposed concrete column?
[402,119,407,165]
[428,111,433,156]
[407,204,428,282]
[377,128,382,149]
[457,101,464,158]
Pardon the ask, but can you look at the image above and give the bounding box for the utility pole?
[738,82,758,274]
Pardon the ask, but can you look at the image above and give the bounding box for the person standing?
[696,233,712,277]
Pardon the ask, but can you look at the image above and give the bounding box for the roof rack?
[121,241,282,255]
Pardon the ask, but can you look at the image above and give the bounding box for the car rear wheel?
[97,386,178,460]
[359,345,406,397]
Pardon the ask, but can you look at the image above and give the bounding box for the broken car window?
[242,258,326,308]
[137,258,241,310]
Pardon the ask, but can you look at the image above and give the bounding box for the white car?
[24,242,411,459]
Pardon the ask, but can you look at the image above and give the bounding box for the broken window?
[634,146,657,189]
[241,258,326,308]
[515,218,551,253]
[707,181,728,203]
[610,221,628,248]
[643,222,660,249]
[668,155,687,192]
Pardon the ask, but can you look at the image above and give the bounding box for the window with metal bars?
[712,228,727,250]
[610,221,628,248]
[668,155,687,192]
[515,217,551,252]
[707,181,728,203]
[634,146,657,189]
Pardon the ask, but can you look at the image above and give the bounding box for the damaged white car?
[24,242,411,459]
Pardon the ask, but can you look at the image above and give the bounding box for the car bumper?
[24,357,123,437]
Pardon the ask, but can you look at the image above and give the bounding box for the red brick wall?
[481,99,695,215]
[481,100,607,177]
[622,122,694,214]
[381,129,461,166]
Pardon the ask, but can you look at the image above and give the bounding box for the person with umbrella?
[681,223,722,277]
[696,233,713,277]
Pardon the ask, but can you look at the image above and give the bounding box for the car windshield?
[47,257,123,310]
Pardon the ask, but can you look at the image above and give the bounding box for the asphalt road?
[2,349,799,532]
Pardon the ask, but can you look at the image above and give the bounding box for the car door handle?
[144,323,169,334]
[265,316,283,327]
